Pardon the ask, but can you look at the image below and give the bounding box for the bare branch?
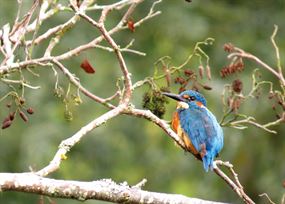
[52,59,116,108]
[75,9,132,104]
[270,25,283,81]
[214,161,255,204]
[88,0,135,11]
[228,48,285,86]
[259,193,276,204]
[26,1,67,33]
[0,173,227,204]
[1,24,13,65]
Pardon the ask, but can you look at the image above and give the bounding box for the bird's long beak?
[162,92,185,102]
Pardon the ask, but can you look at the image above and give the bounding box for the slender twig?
[2,0,40,65]
[43,0,93,57]
[259,193,276,204]
[26,1,67,33]
[75,10,133,104]
[229,117,277,134]
[0,78,40,89]
[228,49,285,86]
[214,160,255,204]
[87,0,133,11]
[270,25,284,82]
[52,59,116,109]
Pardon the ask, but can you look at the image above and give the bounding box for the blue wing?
[178,107,223,171]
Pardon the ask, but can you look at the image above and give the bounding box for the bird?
[162,90,223,172]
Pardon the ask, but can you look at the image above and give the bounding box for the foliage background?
[0,0,284,203]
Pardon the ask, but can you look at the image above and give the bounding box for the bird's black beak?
[162,92,185,102]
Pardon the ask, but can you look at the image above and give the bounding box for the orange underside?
[172,112,201,160]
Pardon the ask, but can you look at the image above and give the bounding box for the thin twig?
[228,49,285,86]
[52,59,115,109]
[259,193,276,204]
[270,25,284,82]
[214,160,255,204]
[75,10,133,104]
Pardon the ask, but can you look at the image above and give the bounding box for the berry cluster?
[232,79,243,93]
[174,69,212,93]
[268,91,285,119]
[220,60,244,78]
[227,97,243,113]
[2,98,34,129]
[223,79,244,113]
[223,43,234,53]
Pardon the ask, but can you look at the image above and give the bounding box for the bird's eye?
[182,94,196,101]
[182,94,190,99]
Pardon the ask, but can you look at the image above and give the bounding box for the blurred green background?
[0,0,285,203]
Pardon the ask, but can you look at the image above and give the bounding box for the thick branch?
[0,173,228,204]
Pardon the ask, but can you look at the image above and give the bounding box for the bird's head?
[162,90,207,110]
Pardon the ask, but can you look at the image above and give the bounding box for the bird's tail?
[202,153,215,172]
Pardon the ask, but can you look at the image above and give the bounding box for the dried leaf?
[6,102,11,108]
[27,107,34,114]
[9,112,15,120]
[206,65,211,80]
[184,69,194,77]
[224,43,234,52]
[127,19,135,32]
[19,111,28,122]
[198,65,204,79]
[19,97,25,105]
[202,84,212,90]
[80,59,95,74]
[2,120,12,129]
[232,79,243,93]
[2,116,11,124]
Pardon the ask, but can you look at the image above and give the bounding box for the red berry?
[19,111,28,122]
[27,107,34,114]
[2,120,12,129]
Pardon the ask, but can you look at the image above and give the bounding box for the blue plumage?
[163,90,223,172]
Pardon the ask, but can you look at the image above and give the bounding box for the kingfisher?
[163,90,223,172]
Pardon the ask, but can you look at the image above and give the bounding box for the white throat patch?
[177,101,189,109]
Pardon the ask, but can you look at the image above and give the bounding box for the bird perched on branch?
[163,90,223,172]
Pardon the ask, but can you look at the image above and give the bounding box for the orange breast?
[171,112,201,160]
[172,112,180,133]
